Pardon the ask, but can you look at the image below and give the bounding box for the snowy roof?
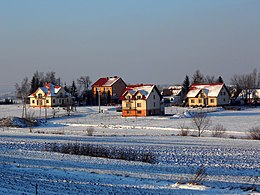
[120,84,157,100]
[92,76,122,87]
[29,83,69,98]
[168,86,183,96]
[186,83,224,98]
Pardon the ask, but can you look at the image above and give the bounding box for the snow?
[187,84,224,97]
[0,104,260,194]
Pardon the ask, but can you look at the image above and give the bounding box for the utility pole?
[98,91,101,113]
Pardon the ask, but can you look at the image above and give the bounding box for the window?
[137,103,141,107]
[127,111,131,114]
[46,100,49,104]
[223,92,226,95]
[153,95,155,99]
[191,99,195,103]
[126,103,131,108]
[32,100,35,104]
[137,95,142,99]
[137,111,142,114]
[38,94,42,98]
[223,98,226,102]
[210,99,215,103]
[154,102,156,107]
[199,99,203,103]
[53,99,55,104]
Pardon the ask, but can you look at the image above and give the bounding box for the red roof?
[92,76,122,87]
[92,78,109,87]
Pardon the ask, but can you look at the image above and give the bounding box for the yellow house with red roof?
[28,83,72,108]
[186,83,230,107]
[120,84,162,117]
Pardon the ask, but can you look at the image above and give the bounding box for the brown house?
[92,76,126,105]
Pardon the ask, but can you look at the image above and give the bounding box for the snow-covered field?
[0,104,259,194]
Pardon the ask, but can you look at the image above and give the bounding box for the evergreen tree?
[30,75,40,94]
[182,75,190,94]
[217,76,224,83]
[64,82,68,92]
[70,80,78,99]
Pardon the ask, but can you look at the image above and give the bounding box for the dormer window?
[38,94,42,98]
[137,95,142,99]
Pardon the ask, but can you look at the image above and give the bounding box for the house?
[237,88,260,105]
[186,83,230,107]
[120,84,162,117]
[28,83,72,108]
[161,85,183,105]
[92,76,126,105]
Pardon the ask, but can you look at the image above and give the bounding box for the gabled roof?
[92,76,122,87]
[120,84,161,100]
[186,83,226,98]
[29,83,70,98]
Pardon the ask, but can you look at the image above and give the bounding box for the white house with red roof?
[120,84,162,117]
[186,83,230,107]
[28,83,72,108]
[92,76,126,105]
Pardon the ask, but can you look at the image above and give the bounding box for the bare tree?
[15,77,30,118]
[45,71,61,85]
[191,112,211,137]
[77,76,92,105]
[77,76,92,93]
[192,70,205,84]
[204,75,216,84]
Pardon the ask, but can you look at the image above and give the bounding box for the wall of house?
[122,97,147,117]
[217,87,230,106]
[122,109,147,117]
[188,98,205,107]
[146,88,161,110]
[207,97,218,107]
[93,86,112,95]
[112,78,126,99]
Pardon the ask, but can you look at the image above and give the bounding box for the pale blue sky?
[0,0,260,92]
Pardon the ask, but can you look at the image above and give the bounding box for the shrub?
[178,122,189,136]
[247,126,260,140]
[211,124,226,137]
[44,143,156,164]
[188,166,207,185]
[86,126,95,136]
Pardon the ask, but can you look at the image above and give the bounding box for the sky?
[0,0,260,93]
